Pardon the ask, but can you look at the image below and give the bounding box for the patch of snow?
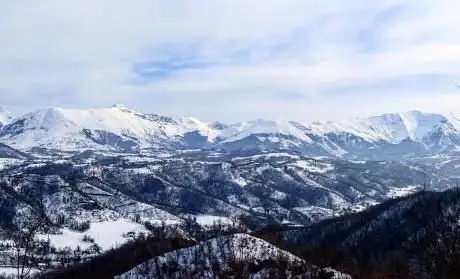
[385,185,420,198]
[232,175,248,187]
[294,206,334,221]
[40,219,149,251]
[231,152,300,161]
[195,215,233,226]
[270,190,287,200]
[294,160,334,173]
[0,267,39,277]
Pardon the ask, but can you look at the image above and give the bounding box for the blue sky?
[1,0,460,121]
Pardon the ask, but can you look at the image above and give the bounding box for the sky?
[1,0,460,122]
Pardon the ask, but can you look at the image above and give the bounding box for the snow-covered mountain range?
[1,104,460,278]
[1,105,460,159]
[0,105,212,153]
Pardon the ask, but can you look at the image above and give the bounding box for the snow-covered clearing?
[39,219,149,251]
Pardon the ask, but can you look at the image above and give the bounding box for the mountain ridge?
[0,105,459,159]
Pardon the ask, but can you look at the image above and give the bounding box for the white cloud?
[0,0,459,121]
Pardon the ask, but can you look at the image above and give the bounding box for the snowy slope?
[0,105,212,152]
[117,233,351,279]
[302,111,449,143]
[212,111,450,145]
[214,110,460,158]
[215,119,313,143]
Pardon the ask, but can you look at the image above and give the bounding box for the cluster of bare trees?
[11,217,44,279]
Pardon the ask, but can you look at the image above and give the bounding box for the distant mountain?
[213,111,460,159]
[0,105,211,152]
[1,105,460,160]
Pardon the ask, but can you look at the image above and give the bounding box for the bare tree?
[11,213,45,279]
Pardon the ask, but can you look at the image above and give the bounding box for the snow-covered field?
[194,215,233,226]
[0,267,39,277]
[385,185,421,198]
[39,219,149,251]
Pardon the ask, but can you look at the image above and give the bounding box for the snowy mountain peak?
[181,116,211,134]
[11,107,77,132]
[0,107,14,126]
[108,104,142,114]
[314,111,450,144]
[399,110,444,134]
[110,104,129,109]
[0,106,213,151]
[217,119,312,143]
